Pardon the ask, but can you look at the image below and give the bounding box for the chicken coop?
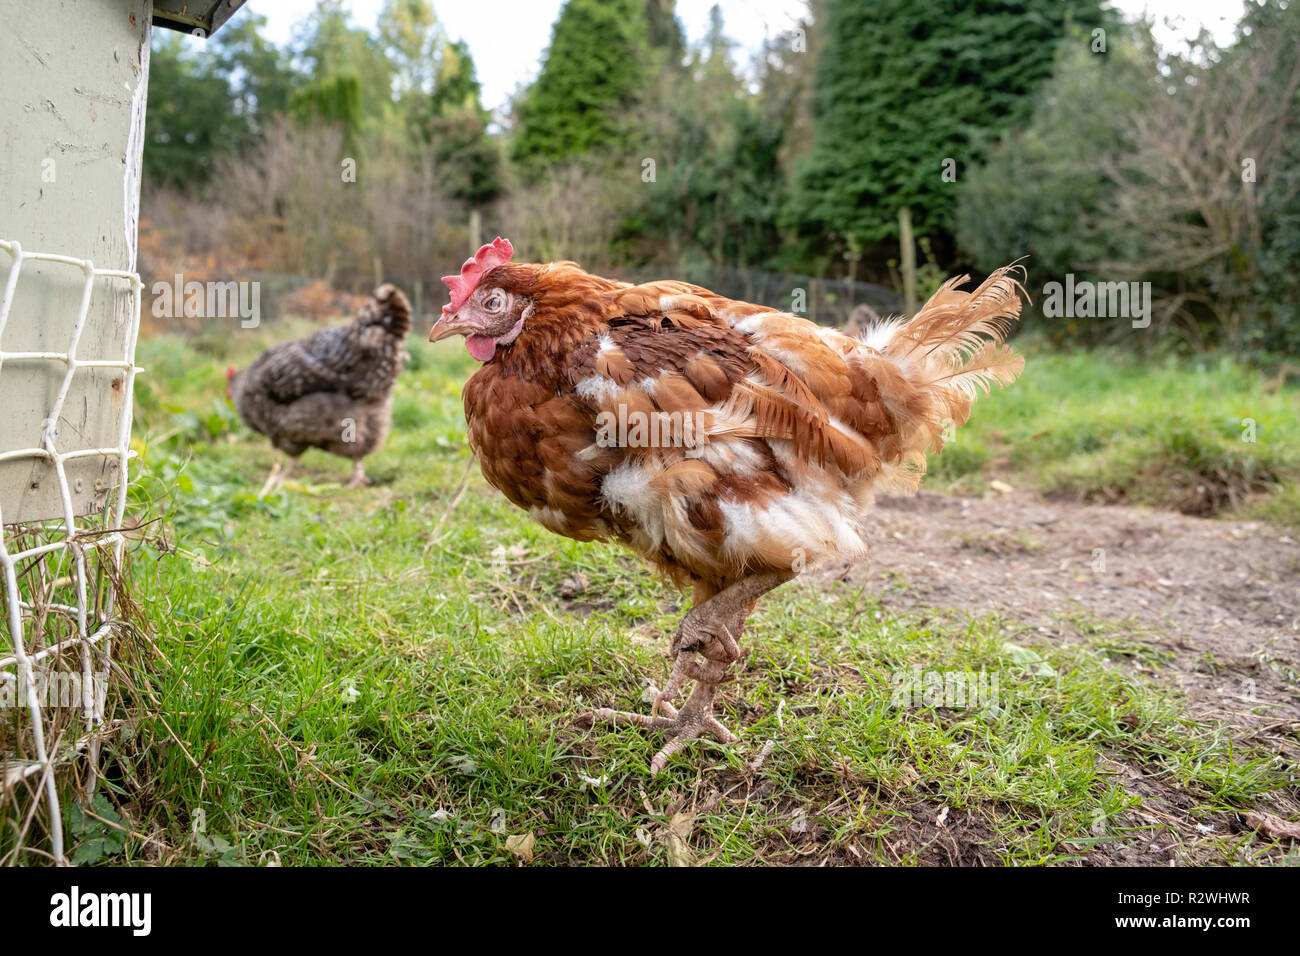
[0,0,247,865]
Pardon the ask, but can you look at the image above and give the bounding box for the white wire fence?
[0,238,143,865]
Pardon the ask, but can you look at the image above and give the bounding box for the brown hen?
[430,239,1025,773]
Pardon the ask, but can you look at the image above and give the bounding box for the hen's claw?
[577,571,794,775]
[258,456,294,497]
[581,678,738,776]
[585,619,748,773]
[345,461,370,488]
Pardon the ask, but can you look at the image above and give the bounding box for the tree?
[787,0,1108,275]
[422,39,504,208]
[643,0,685,64]
[208,14,297,126]
[510,0,649,171]
[638,6,776,265]
[295,0,395,140]
[144,14,299,187]
[955,27,1153,291]
[378,0,441,104]
[958,2,1300,351]
[1239,0,1300,354]
[288,72,365,149]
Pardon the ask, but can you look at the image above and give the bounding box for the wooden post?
[899,205,917,318]
[468,209,482,253]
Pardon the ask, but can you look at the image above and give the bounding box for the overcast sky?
[241,0,1245,114]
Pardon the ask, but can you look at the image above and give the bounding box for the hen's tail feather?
[886,263,1027,365]
[921,339,1025,401]
[856,263,1027,492]
[357,283,413,337]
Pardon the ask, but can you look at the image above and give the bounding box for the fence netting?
[0,238,142,865]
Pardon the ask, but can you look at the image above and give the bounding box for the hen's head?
[429,238,534,362]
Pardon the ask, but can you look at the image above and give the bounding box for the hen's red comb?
[441,237,514,315]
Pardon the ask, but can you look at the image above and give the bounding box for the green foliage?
[142,0,501,267]
[1243,0,1300,355]
[378,0,441,103]
[958,1,1300,352]
[211,15,299,123]
[66,795,127,865]
[420,40,503,207]
[956,32,1153,283]
[144,15,298,187]
[140,0,1300,355]
[511,0,650,171]
[643,0,685,62]
[289,72,365,147]
[787,0,1107,272]
[429,38,482,117]
[296,0,396,139]
[1256,162,1300,354]
[634,11,810,268]
[926,343,1300,525]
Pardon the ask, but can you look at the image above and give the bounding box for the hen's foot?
[258,457,294,497]
[345,461,370,488]
[580,678,736,775]
[650,601,748,716]
[578,571,794,775]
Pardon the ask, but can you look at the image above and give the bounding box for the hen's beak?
[428,311,473,342]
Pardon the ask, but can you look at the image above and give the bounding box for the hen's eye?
[484,290,506,313]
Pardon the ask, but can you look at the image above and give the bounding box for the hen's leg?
[650,580,719,717]
[581,570,793,774]
[258,455,281,497]
[345,460,369,488]
[258,455,296,496]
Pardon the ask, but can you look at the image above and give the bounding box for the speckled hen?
[429,239,1026,773]
[229,284,411,493]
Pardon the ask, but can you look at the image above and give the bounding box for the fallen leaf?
[505,831,536,863]
[1244,811,1300,842]
[665,812,696,867]
[989,479,1015,494]
[1001,641,1057,677]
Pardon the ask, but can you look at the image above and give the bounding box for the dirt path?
[819,490,1300,757]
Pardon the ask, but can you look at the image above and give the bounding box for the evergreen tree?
[511,0,649,170]
[1235,0,1300,354]
[643,0,685,61]
[635,5,793,267]
[788,0,1107,274]
[288,72,365,148]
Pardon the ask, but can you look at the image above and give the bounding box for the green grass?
[927,343,1300,525]
[62,328,1299,866]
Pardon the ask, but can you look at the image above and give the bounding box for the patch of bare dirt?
[819,490,1300,756]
